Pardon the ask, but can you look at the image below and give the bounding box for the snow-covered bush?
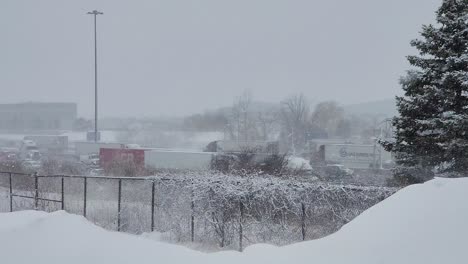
[147,173,397,249]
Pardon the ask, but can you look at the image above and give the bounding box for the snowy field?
[0,177,466,264]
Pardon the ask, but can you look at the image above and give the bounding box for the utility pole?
[87,10,103,142]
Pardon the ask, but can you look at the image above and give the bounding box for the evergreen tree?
[384,0,468,185]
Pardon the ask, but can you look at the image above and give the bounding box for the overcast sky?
[1,0,441,118]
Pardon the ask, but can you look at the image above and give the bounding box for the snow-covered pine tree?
[384,0,468,184]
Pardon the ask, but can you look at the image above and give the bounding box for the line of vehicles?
[0,135,393,180]
[0,135,217,174]
[1,137,54,170]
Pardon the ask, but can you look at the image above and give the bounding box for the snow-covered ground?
[0,177,467,264]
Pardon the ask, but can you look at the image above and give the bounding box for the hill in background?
[343,98,397,118]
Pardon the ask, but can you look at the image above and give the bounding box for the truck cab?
[19,140,41,161]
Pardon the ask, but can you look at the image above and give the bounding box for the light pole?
[87,10,103,142]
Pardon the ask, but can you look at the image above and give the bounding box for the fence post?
[151,181,155,232]
[83,177,87,217]
[61,177,65,210]
[190,200,195,242]
[239,200,244,252]
[117,179,122,231]
[9,172,13,212]
[34,173,39,210]
[190,181,195,242]
[301,202,306,241]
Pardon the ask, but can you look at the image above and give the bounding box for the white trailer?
[144,150,214,170]
[324,144,392,169]
[212,140,279,153]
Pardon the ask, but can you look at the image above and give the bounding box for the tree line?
[183,91,383,154]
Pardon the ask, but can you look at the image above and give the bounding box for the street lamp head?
[87,10,103,15]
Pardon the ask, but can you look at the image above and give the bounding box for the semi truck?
[23,135,68,153]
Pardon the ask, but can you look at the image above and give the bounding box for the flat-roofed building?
[0,102,77,132]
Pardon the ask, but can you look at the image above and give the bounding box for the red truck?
[99,148,145,170]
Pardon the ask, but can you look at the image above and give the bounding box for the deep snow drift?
[0,177,467,264]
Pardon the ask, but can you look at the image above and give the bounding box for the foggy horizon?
[2,0,441,118]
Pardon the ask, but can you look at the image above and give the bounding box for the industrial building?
[0,102,77,132]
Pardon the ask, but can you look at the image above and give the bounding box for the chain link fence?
[0,171,397,251]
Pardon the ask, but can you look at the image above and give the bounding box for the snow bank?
[1,177,467,264]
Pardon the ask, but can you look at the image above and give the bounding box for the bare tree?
[280,94,310,154]
[311,101,344,137]
[335,118,352,139]
[257,110,279,141]
[229,90,256,141]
